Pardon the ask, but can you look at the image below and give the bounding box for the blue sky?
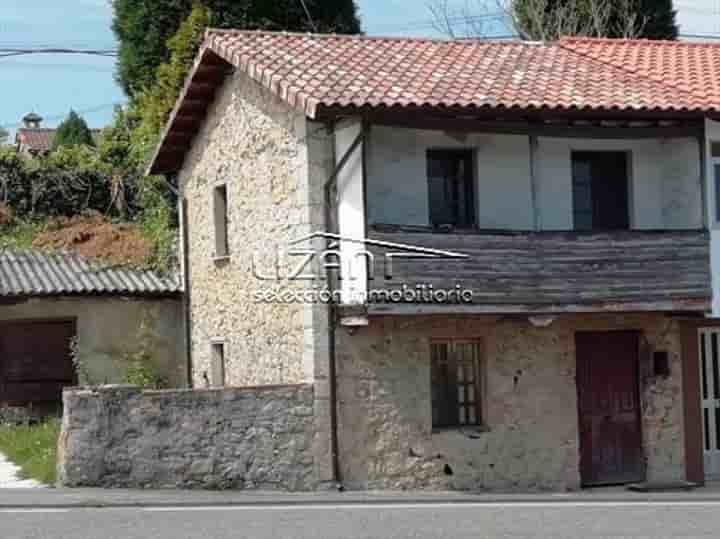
[1,0,719,134]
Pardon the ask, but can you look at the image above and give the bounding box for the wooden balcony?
[364,226,711,315]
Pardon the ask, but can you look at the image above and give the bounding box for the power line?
[0,48,117,59]
[1,103,124,130]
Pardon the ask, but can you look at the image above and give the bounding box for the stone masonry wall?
[177,68,332,388]
[335,313,685,491]
[58,384,315,490]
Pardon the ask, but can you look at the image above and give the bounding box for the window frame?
[213,183,230,259]
[571,150,631,232]
[430,339,485,431]
[426,149,476,230]
[209,339,226,388]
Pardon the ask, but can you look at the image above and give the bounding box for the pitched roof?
[149,31,720,174]
[16,128,56,153]
[207,31,720,115]
[16,128,103,153]
[0,249,181,298]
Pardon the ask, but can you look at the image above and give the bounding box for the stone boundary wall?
[58,384,315,490]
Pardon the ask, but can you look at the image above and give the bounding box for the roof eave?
[147,46,233,176]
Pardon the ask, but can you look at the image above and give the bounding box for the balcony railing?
[364,226,711,314]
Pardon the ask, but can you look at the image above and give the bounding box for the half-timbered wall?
[366,126,702,231]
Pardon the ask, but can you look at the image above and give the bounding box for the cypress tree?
[53,111,95,150]
[638,0,678,40]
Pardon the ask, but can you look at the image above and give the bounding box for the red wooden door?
[576,331,644,486]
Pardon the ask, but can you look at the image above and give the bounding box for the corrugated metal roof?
[0,250,181,298]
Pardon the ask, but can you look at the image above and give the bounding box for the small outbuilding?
[0,249,185,420]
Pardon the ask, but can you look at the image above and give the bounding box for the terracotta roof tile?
[16,128,103,153]
[16,129,56,152]
[203,31,720,117]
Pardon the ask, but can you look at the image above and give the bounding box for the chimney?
[22,112,43,129]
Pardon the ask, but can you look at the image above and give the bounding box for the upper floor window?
[213,184,229,258]
[427,149,475,228]
[572,151,630,231]
[431,340,484,429]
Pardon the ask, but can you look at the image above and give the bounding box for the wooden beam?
[172,113,203,124]
[165,131,195,143]
[367,115,703,139]
[367,299,710,316]
[186,82,220,99]
[194,64,228,78]
[321,104,708,122]
[180,99,209,112]
[158,144,191,156]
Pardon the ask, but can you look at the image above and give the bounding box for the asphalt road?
[4,501,720,539]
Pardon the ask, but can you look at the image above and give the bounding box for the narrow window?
[431,340,483,429]
[427,150,475,228]
[210,341,226,387]
[571,151,630,231]
[213,184,229,257]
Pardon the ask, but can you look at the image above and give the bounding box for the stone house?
[148,31,720,491]
[0,249,185,420]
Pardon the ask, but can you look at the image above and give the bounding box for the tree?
[510,0,645,40]
[112,0,195,97]
[428,0,677,41]
[0,144,131,219]
[53,111,95,150]
[0,126,8,145]
[130,4,211,163]
[637,0,678,40]
[112,0,362,98]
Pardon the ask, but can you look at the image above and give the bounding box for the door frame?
[678,318,720,485]
[575,329,645,487]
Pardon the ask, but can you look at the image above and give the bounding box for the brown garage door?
[0,320,77,405]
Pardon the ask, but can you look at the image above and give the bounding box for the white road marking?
[0,509,70,513]
[143,500,720,512]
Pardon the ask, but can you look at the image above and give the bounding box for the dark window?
[213,184,229,257]
[427,150,475,228]
[431,341,483,429]
[572,151,630,231]
[210,341,226,387]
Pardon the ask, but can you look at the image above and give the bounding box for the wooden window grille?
[431,340,483,428]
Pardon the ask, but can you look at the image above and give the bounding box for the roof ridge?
[560,35,720,47]
[205,28,529,46]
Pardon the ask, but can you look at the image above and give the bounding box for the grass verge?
[0,418,60,485]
